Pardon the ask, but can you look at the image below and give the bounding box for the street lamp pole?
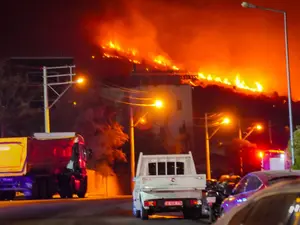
[241,2,295,164]
[238,122,263,175]
[43,67,51,133]
[42,65,77,133]
[205,113,229,180]
[129,106,135,192]
[205,113,211,180]
[129,100,163,192]
[238,119,243,175]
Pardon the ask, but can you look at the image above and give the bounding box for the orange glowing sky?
[87,0,300,98]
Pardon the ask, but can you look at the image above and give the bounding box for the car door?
[223,176,249,212]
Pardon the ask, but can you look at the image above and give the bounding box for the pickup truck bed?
[132,152,206,220]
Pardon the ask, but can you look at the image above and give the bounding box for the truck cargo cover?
[0,137,27,177]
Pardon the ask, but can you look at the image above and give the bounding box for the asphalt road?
[0,196,210,225]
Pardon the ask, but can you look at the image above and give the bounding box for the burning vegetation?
[101,40,263,94]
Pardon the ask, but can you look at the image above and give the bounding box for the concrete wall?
[87,169,122,196]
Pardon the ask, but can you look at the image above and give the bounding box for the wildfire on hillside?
[101,40,263,94]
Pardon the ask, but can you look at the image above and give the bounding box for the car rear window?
[268,176,300,186]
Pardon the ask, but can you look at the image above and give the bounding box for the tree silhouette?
[75,105,128,175]
[0,60,38,137]
[225,138,258,175]
[288,125,300,169]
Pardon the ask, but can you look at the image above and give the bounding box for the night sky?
[1,0,299,98]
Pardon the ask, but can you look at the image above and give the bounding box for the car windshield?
[268,176,300,186]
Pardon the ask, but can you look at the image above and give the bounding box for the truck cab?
[132,152,206,220]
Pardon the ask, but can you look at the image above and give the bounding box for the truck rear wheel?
[29,177,53,200]
[132,203,141,218]
[0,191,15,201]
[77,177,87,198]
[140,200,149,220]
[183,208,201,220]
[59,176,74,199]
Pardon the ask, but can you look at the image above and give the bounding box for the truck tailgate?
[139,175,206,191]
[0,137,27,177]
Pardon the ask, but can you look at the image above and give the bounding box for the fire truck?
[0,132,92,200]
[259,150,289,171]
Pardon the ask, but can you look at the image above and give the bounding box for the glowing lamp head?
[76,77,84,84]
[256,124,263,130]
[139,118,146,124]
[258,151,264,158]
[241,2,256,8]
[154,99,163,108]
[221,117,230,125]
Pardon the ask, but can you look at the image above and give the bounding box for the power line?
[100,94,156,107]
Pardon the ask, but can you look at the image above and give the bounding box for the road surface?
[0,196,209,225]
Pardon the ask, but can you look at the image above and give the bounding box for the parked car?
[215,178,300,225]
[221,170,300,214]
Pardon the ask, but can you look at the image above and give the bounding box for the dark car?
[221,170,300,214]
[215,178,300,225]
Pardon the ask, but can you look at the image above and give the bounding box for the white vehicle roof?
[33,132,76,140]
[136,151,197,176]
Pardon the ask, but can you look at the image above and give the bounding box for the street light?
[243,123,263,140]
[76,77,85,84]
[43,65,84,133]
[221,117,230,125]
[154,99,163,108]
[241,2,295,165]
[238,122,263,175]
[130,100,164,191]
[205,113,231,180]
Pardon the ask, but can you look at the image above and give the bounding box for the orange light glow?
[258,151,264,158]
[255,124,263,130]
[76,77,85,84]
[101,40,264,94]
[221,117,230,125]
[139,118,146,124]
[154,99,163,108]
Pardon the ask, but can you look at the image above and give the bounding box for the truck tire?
[140,200,149,220]
[132,203,141,218]
[59,176,74,198]
[183,209,201,220]
[39,178,48,199]
[77,177,87,198]
[0,191,15,201]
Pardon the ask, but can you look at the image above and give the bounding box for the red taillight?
[190,199,201,205]
[144,200,156,207]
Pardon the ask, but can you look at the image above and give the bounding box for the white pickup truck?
[132,152,206,220]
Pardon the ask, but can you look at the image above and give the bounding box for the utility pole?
[205,113,211,180]
[238,119,243,176]
[42,65,77,133]
[43,66,51,133]
[268,120,273,145]
[129,106,135,192]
